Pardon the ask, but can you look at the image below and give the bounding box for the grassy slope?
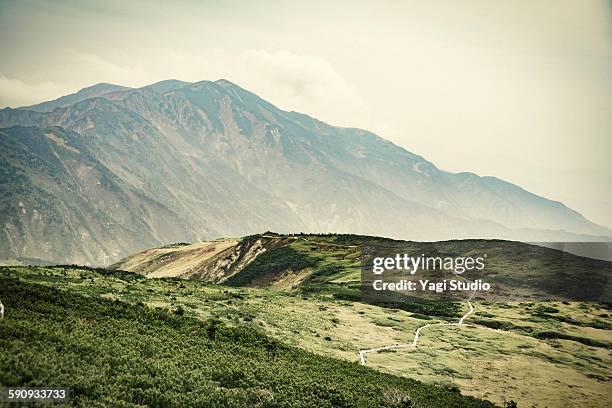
[0,276,494,408]
[2,265,611,407]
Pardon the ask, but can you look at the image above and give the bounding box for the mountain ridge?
[20,83,132,112]
[1,79,610,264]
[110,232,612,303]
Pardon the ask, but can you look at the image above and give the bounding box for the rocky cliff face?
[1,79,609,264]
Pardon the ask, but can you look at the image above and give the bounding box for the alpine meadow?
[1,1,611,407]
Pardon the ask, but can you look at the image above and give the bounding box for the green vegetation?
[225,245,319,287]
[2,262,611,408]
[160,242,191,248]
[470,318,530,332]
[534,331,611,349]
[0,277,495,407]
[533,309,612,330]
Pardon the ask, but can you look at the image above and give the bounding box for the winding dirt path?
[359,277,476,365]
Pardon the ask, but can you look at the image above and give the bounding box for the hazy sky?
[1,0,611,226]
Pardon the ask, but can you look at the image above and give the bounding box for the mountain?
[0,126,196,264]
[1,79,610,264]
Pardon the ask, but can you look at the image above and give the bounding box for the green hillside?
[0,276,495,407]
[114,233,612,303]
[2,261,610,407]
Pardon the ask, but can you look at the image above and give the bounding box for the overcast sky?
[1,0,611,226]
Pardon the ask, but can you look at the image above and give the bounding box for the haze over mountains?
[1,79,610,264]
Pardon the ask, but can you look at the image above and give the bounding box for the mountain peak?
[214,79,238,87]
[76,82,128,96]
[144,79,191,93]
[21,82,129,112]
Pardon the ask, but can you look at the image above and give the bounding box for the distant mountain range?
[1,79,610,264]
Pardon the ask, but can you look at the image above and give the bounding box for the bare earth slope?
[115,239,239,278]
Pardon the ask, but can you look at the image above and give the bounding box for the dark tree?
[207,318,222,340]
[266,340,278,362]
